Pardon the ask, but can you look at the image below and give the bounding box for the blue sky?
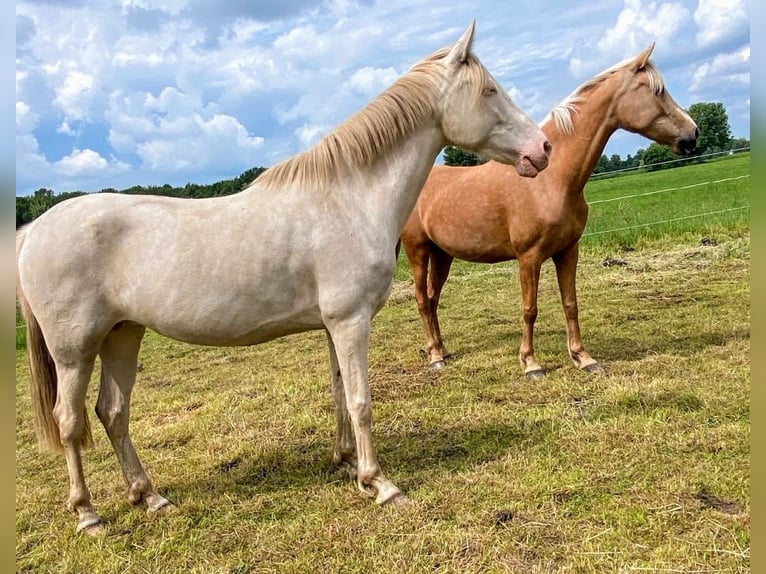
[15,0,750,196]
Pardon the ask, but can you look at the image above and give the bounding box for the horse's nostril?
[543,140,552,156]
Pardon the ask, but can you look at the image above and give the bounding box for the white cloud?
[597,0,690,59]
[53,70,97,120]
[121,109,265,172]
[16,101,38,133]
[694,0,749,47]
[118,0,188,15]
[273,25,328,61]
[16,70,28,95]
[143,86,203,116]
[57,120,76,136]
[690,45,750,93]
[295,122,331,149]
[55,148,111,176]
[568,0,691,78]
[347,66,400,97]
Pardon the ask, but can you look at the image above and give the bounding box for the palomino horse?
[16,22,551,534]
[400,43,697,377]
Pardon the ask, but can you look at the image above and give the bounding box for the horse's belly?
[150,305,325,347]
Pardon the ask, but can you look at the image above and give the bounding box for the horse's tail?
[16,226,93,452]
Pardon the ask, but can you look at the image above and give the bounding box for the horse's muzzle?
[676,127,699,154]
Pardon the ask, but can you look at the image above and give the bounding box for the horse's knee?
[416,298,429,315]
[563,301,579,320]
[522,305,538,324]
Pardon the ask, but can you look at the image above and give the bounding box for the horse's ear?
[635,42,656,70]
[446,20,476,66]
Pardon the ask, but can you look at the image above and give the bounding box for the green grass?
[16,308,26,350]
[581,153,749,250]
[16,157,749,573]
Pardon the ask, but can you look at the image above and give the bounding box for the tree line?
[15,102,748,228]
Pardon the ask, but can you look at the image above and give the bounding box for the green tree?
[608,154,623,171]
[729,137,750,151]
[593,154,610,174]
[642,143,677,171]
[442,146,487,166]
[28,188,55,219]
[688,102,732,154]
[16,195,31,228]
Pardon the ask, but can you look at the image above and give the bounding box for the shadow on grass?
[586,326,750,363]
[158,418,552,511]
[447,324,750,367]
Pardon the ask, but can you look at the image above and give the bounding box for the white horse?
[16,22,551,534]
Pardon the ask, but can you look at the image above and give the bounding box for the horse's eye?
[482,86,498,97]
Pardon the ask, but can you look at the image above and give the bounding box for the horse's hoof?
[76,515,104,535]
[372,479,408,506]
[383,492,413,507]
[525,369,546,380]
[430,360,446,371]
[583,363,604,375]
[147,494,175,513]
[376,487,409,506]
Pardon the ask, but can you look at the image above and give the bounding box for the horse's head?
[436,22,551,177]
[613,43,698,154]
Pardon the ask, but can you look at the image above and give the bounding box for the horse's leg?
[427,246,455,368]
[326,331,357,480]
[518,254,545,379]
[325,315,408,506]
[403,240,444,368]
[52,355,103,533]
[96,322,173,513]
[553,243,603,374]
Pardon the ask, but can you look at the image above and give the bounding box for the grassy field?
[16,155,750,573]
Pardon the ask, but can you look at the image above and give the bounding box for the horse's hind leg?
[96,322,172,513]
[553,243,603,374]
[53,355,103,533]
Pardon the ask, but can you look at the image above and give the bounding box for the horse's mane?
[543,58,665,136]
[254,47,493,190]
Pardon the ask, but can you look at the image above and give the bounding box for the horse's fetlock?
[128,478,151,505]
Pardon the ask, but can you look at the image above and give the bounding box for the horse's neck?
[546,84,621,195]
[356,126,446,243]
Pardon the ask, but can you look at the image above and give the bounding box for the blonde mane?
[543,58,665,136]
[255,48,493,190]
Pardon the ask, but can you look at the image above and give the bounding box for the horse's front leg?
[325,315,409,506]
[518,255,545,379]
[553,243,603,374]
[326,331,357,480]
